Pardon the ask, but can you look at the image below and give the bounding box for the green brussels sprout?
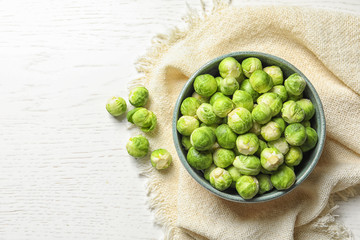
[209,167,233,191]
[240,79,260,102]
[241,57,263,78]
[126,135,149,158]
[232,90,254,112]
[285,146,303,166]
[203,164,217,181]
[268,137,290,155]
[257,92,282,117]
[236,133,259,155]
[150,149,172,170]
[257,174,273,194]
[210,92,225,105]
[260,121,282,142]
[194,74,217,97]
[284,73,306,96]
[272,117,286,133]
[263,66,283,85]
[218,57,243,81]
[196,103,221,125]
[260,147,284,171]
[213,148,235,168]
[252,104,272,124]
[249,120,262,136]
[192,92,209,104]
[219,77,239,96]
[287,92,303,101]
[215,124,237,149]
[200,123,218,133]
[187,147,213,170]
[249,70,273,93]
[270,85,288,102]
[176,116,199,136]
[255,139,268,157]
[180,97,200,117]
[106,96,127,116]
[301,120,311,128]
[215,76,222,90]
[281,100,305,123]
[227,107,253,134]
[212,97,234,118]
[285,123,307,146]
[301,127,318,152]
[129,86,149,107]
[233,155,261,175]
[236,176,259,199]
[127,107,157,132]
[181,136,192,150]
[271,165,296,190]
[296,99,315,121]
[226,166,242,188]
[190,126,216,151]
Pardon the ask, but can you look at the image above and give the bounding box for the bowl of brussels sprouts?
[173,52,326,202]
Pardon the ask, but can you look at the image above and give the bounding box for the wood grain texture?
[0,0,359,239]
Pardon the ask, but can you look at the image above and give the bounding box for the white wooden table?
[0,0,359,239]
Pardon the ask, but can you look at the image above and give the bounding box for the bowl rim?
[172,51,326,203]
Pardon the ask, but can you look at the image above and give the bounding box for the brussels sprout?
[252,104,272,124]
[285,123,307,146]
[227,166,242,188]
[257,92,282,117]
[233,155,261,175]
[187,147,213,170]
[203,164,217,181]
[180,97,200,117]
[285,146,303,166]
[106,96,127,116]
[127,107,157,132]
[260,147,284,171]
[194,74,218,97]
[190,126,216,151]
[215,124,237,149]
[268,137,289,155]
[129,86,149,107]
[236,133,259,155]
[242,57,263,78]
[209,168,233,191]
[249,70,273,93]
[126,135,149,158]
[271,165,296,190]
[232,90,254,112]
[150,149,172,170]
[236,176,259,199]
[284,73,306,96]
[240,79,260,102]
[281,100,305,123]
[212,97,234,118]
[301,120,311,128]
[249,120,262,136]
[287,92,303,101]
[192,92,209,104]
[181,136,192,150]
[213,148,235,168]
[218,57,243,81]
[301,127,318,152]
[196,103,221,125]
[227,107,253,134]
[296,99,315,121]
[263,66,283,85]
[219,77,239,96]
[260,121,282,142]
[255,139,268,157]
[200,123,218,133]
[272,117,286,133]
[176,116,199,136]
[210,92,225,105]
[270,85,288,102]
[215,76,222,90]
[257,174,273,194]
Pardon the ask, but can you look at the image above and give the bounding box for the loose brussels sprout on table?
[151,149,172,170]
[127,107,157,132]
[126,135,149,158]
[129,86,149,107]
[106,96,127,116]
[175,56,319,200]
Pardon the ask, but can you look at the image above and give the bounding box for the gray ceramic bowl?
[172,52,326,203]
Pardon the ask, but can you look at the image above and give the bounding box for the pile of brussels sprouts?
[177,57,318,199]
[106,87,172,170]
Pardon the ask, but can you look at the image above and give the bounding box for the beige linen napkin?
[132,2,360,239]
